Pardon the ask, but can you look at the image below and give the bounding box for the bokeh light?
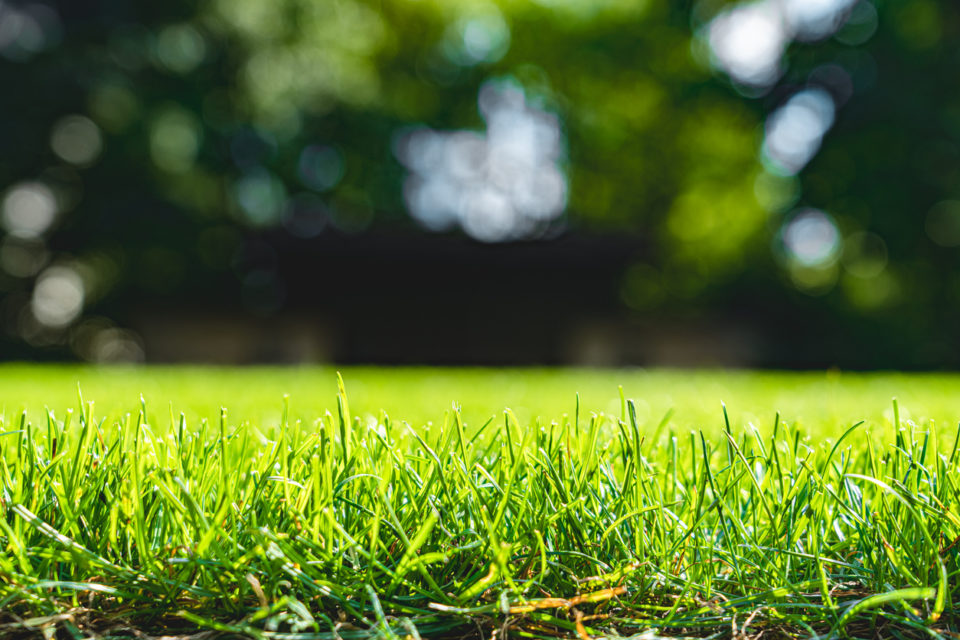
[702,0,883,300]
[155,23,207,74]
[781,208,841,268]
[783,0,855,41]
[31,265,85,329]
[150,107,202,173]
[50,115,103,167]
[87,327,145,362]
[706,0,871,88]
[2,181,58,239]
[442,8,511,67]
[232,169,287,227]
[71,317,145,363]
[396,79,567,242]
[763,88,835,175]
[708,1,788,87]
[0,2,60,62]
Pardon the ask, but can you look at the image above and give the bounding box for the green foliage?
[2,1,960,364]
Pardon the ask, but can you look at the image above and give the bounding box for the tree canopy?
[0,0,957,365]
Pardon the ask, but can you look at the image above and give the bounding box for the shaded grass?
[0,369,959,638]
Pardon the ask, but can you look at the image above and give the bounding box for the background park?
[3,0,960,638]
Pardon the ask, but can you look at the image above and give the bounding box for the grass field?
[1,366,959,639]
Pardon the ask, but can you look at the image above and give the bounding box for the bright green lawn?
[2,365,960,439]
[2,366,959,639]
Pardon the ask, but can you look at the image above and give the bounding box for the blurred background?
[0,0,955,368]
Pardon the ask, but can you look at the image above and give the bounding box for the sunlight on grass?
[1,366,959,637]
[2,365,960,439]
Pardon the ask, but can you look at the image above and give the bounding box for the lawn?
[1,366,959,638]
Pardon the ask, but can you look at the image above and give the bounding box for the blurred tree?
[0,0,955,366]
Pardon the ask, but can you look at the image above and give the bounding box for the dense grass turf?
[1,366,960,638]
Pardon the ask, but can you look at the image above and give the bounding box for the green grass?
[1,366,960,638]
[6,364,960,437]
